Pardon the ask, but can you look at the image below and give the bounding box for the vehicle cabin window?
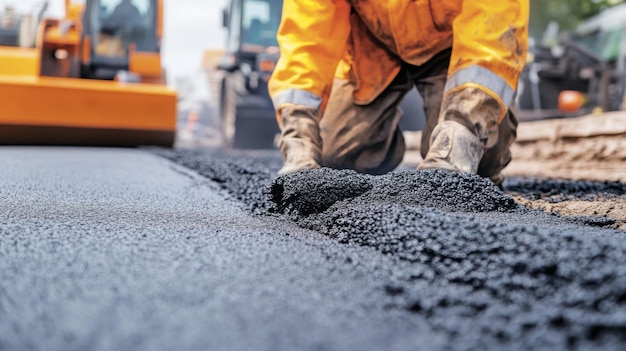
[92,0,156,57]
[241,0,281,51]
[226,0,243,53]
[574,28,623,62]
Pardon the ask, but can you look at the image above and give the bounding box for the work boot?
[277,105,323,176]
[418,120,484,174]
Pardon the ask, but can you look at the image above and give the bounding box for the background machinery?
[216,0,281,149]
[517,3,626,120]
[0,0,176,146]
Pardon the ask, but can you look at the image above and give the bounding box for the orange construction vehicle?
[0,0,176,146]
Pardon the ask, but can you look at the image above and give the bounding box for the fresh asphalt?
[1,147,625,350]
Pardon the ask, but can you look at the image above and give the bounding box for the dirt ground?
[403,111,626,230]
[512,196,626,230]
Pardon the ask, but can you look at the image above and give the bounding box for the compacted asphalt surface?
[1,147,625,351]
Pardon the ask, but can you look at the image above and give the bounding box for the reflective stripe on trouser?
[320,49,517,178]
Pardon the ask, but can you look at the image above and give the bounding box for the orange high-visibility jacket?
[269,0,529,122]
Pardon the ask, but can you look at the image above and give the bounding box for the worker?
[269,1,529,185]
[106,0,142,29]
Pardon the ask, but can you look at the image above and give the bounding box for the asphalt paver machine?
[0,0,177,146]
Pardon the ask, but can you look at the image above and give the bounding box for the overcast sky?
[4,0,230,80]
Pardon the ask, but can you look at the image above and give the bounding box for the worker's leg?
[319,73,413,175]
[411,51,450,159]
[414,50,517,183]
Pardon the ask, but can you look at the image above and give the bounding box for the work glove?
[276,104,323,176]
[419,86,502,174]
[418,119,484,174]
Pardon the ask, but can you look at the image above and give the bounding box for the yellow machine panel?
[0,47,39,76]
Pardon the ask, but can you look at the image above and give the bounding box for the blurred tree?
[530,0,626,39]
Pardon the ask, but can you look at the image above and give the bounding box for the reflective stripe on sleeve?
[272,89,323,110]
[445,65,515,107]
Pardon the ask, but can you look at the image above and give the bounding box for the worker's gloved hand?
[277,104,323,176]
[418,120,484,174]
[419,86,505,175]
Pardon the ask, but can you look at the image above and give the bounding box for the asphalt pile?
[271,168,517,215]
[158,149,626,350]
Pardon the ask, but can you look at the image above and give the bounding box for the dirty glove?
[277,104,323,176]
[418,120,484,174]
[419,86,503,174]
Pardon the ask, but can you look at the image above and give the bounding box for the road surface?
[1,147,625,350]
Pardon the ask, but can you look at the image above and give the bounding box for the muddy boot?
[277,105,323,176]
[418,120,484,174]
